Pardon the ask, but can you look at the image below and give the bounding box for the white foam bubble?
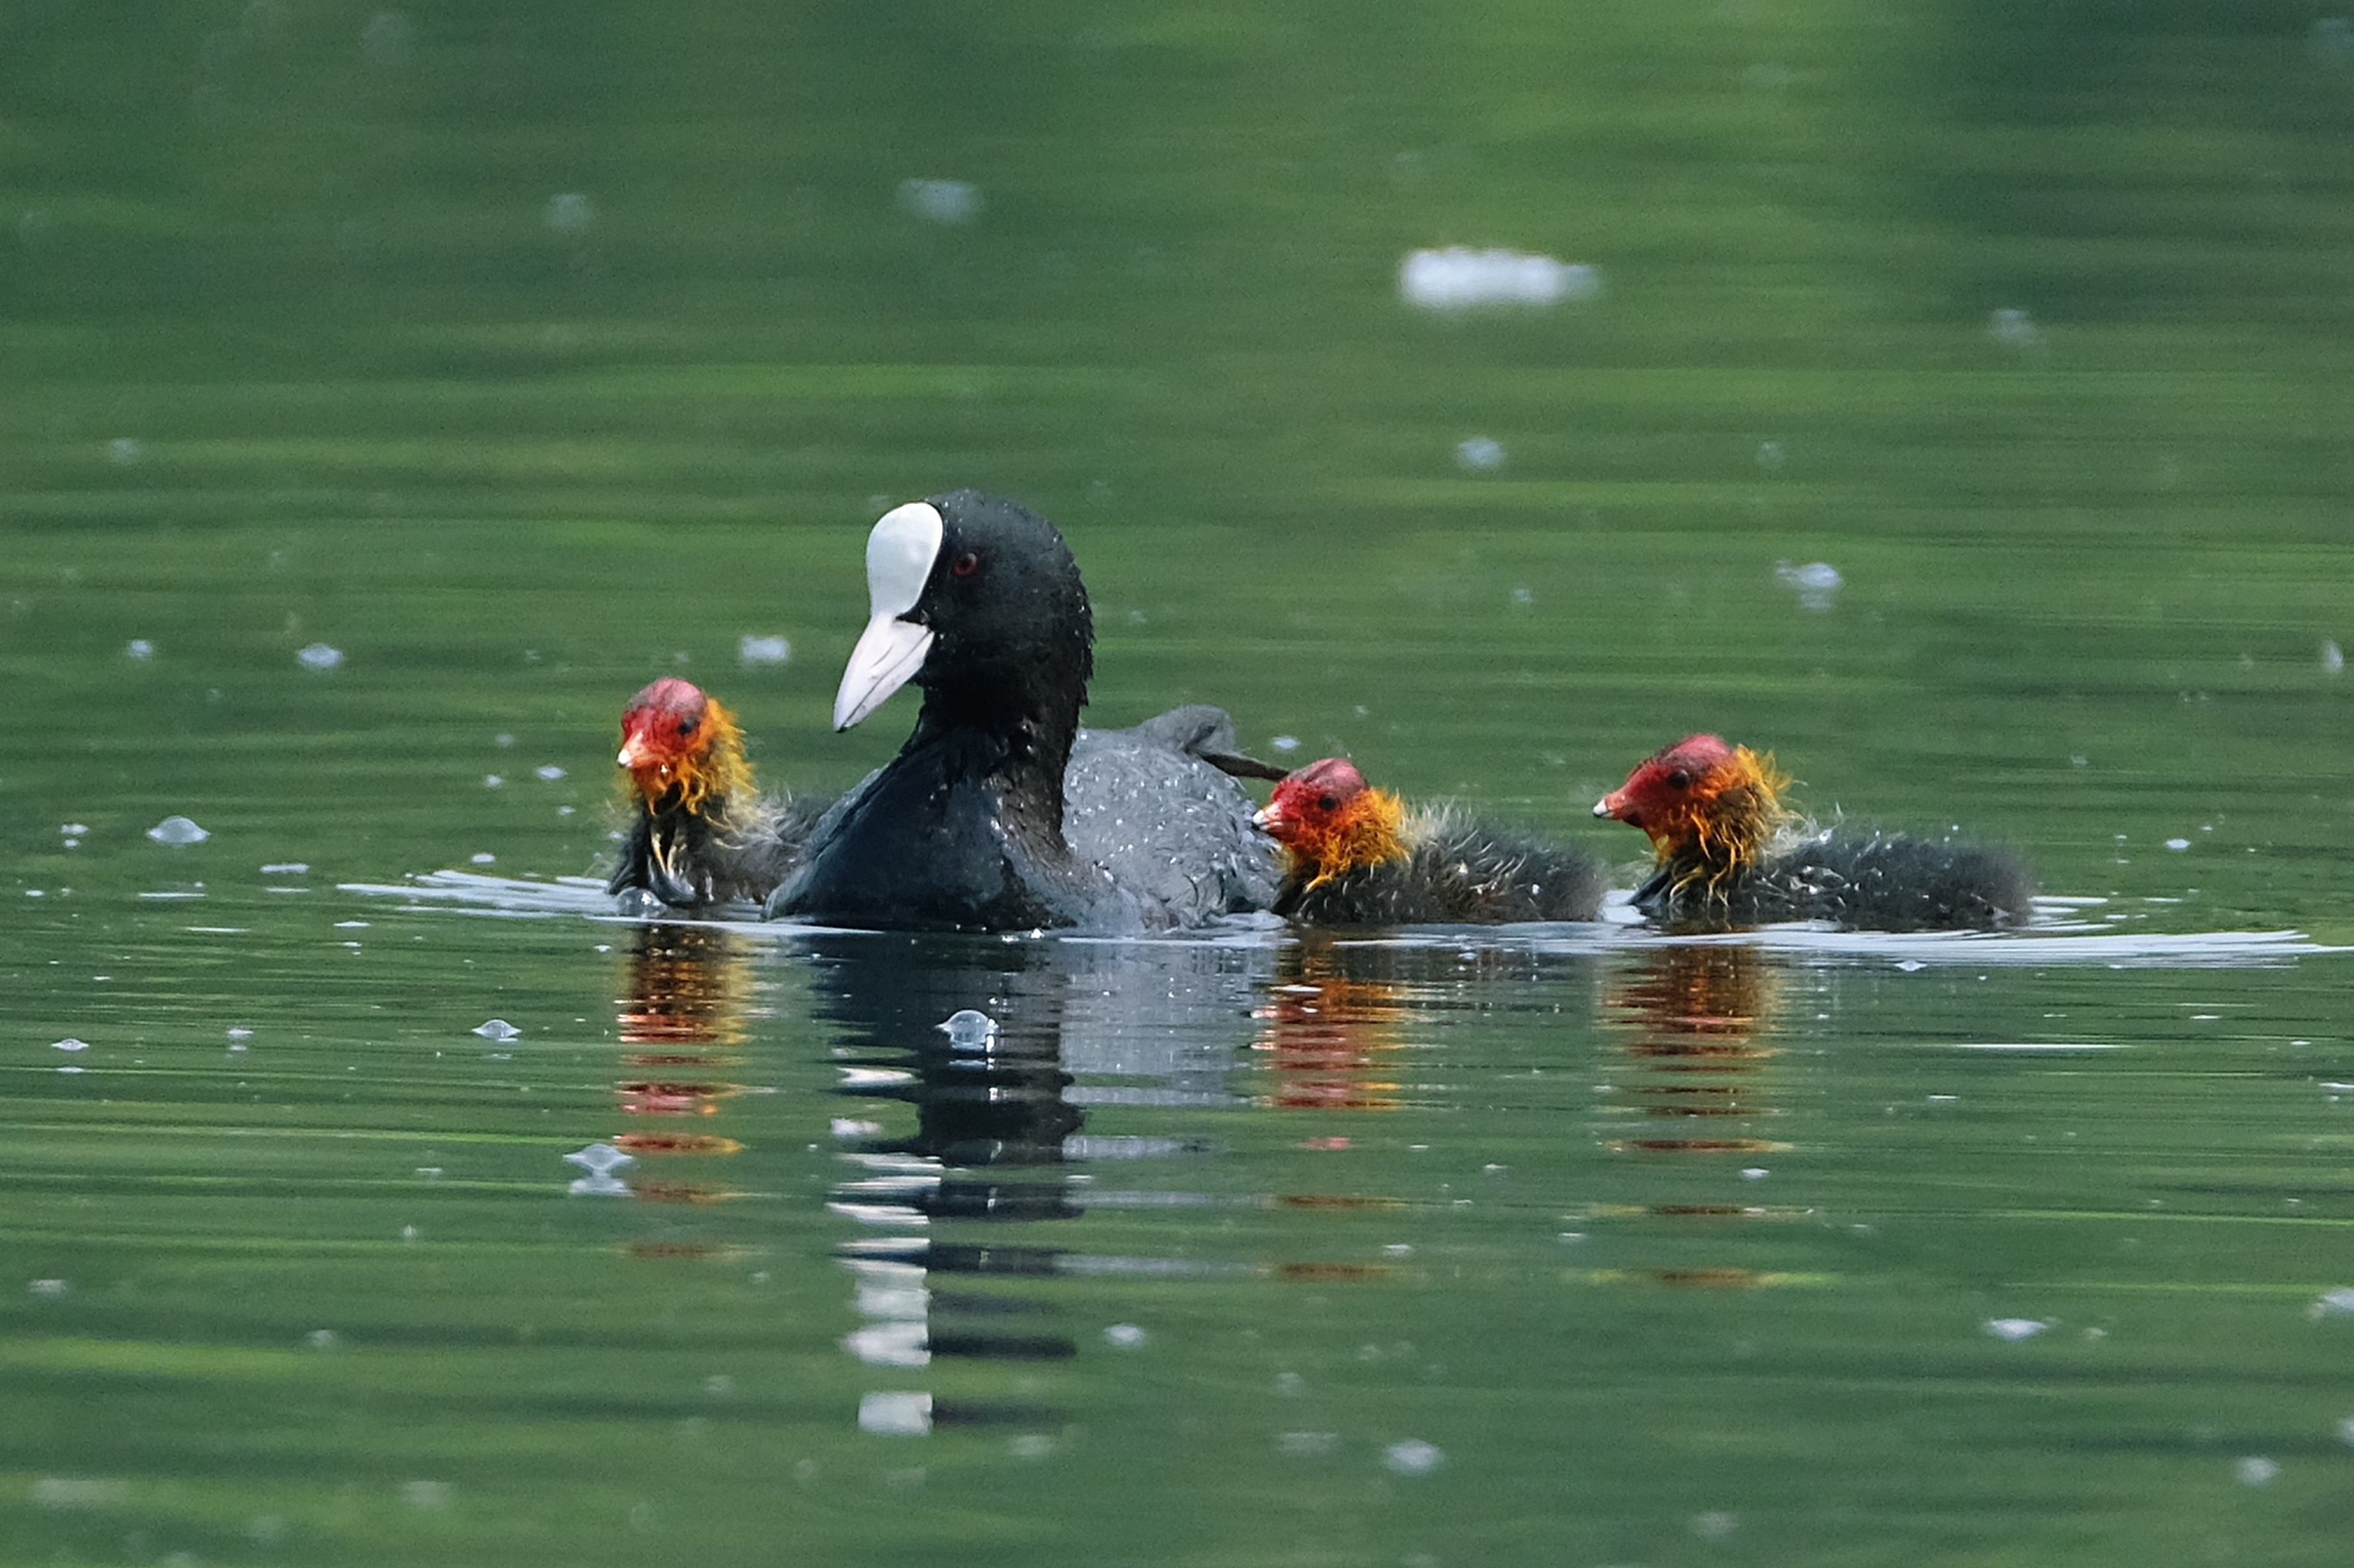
[1400,247,1596,310]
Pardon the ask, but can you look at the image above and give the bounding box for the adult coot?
[1257,756,1606,923]
[1595,733,2032,930]
[608,677,825,910]
[764,492,1279,931]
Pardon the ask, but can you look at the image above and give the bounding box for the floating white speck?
[494,733,515,748]
[1271,735,1300,753]
[1895,960,1925,972]
[858,1390,934,1436]
[533,765,565,781]
[1400,247,1596,310]
[1382,1438,1443,1476]
[307,1328,338,1350]
[2309,1286,2354,1319]
[1741,1167,1769,1180]
[28,1278,68,1296]
[1757,440,1786,470]
[1455,436,1505,471]
[2339,1415,2354,1446]
[938,1009,998,1050]
[295,642,343,671]
[146,816,209,845]
[2236,1457,2279,1486]
[1104,1323,1148,1348]
[897,178,980,224]
[1775,559,1842,611]
[1984,1318,2049,1341]
[1989,307,2039,347]
[739,634,791,666]
[470,853,496,865]
[484,774,504,788]
[564,1141,628,1175]
[50,1039,88,1053]
[473,1019,521,1041]
[125,638,154,659]
[107,437,143,466]
[260,861,308,874]
[544,192,593,232]
[60,824,88,837]
[2326,640,2345,675]
[2164,838,2190,852]
[226,1027,253,1041]
[831,1118,884,1138]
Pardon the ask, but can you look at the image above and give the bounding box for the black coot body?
[766,492,1278,932]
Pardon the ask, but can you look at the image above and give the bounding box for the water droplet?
[1984,1317,2049,1341]
[937,1009,998,1049]
[1383,1438,1443,1475]
[1454,436,1504,471]
[739,634,791,666]
[295,642,343,671]
[473,1019,521,1040]
[1103,1323,1147,1348]
[125,638,154,659]
[544,192,594,232]
[1399,247,1597,309]
[146,816,209,845]
[897,179,980,224]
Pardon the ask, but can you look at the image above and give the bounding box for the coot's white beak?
[832,502,945,731]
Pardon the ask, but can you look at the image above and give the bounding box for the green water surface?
[8,2,2354,1563]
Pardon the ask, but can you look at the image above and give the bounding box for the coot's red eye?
[950,550,981,578]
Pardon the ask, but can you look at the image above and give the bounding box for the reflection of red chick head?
[617,678,749,815]
[1595,733,1789,874]
[1256,757,1409,888]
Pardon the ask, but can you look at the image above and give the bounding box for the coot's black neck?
[906,595,1092,850]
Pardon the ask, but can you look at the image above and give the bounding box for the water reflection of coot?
[812,933,1094,1384]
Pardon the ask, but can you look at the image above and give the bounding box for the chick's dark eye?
[1318,794,1339,812]
[1666,769,1690,789]
[950,550,981,578]
[678,718,698,736]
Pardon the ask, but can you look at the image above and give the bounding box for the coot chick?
[763,492,1278,932]
[1594,734,2032,930]
[608,677,823,910]
[1258,757,1606,924]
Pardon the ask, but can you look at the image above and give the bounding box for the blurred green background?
[10,6,2354,1564]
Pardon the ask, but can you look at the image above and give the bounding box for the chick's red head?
[1594,733,1786,864]
[617,678,745,812]
[1257,757,1369,847]
[1255,757,1407,885]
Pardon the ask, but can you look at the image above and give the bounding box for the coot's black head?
[833,489,1095,734]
